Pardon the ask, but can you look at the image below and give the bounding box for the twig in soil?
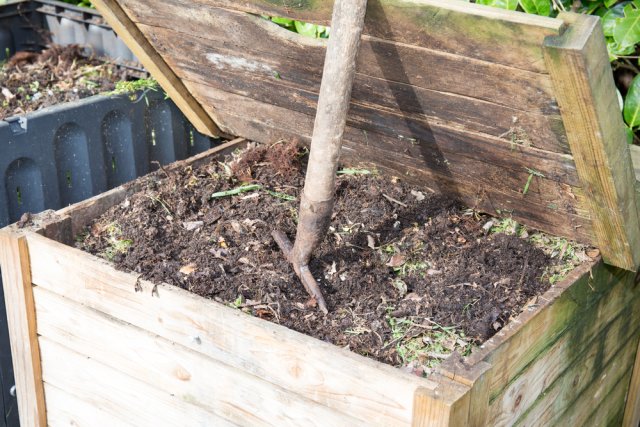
[151,161,172,180]
[382,194,408,208]
[211,184,262,199]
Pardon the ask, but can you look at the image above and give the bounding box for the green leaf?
[624,74,640,128]
[607,0,622,8]
[607,38,636,60]
[270,16,295,28]
[602,4,626,37]
[625,125,635,144]
[294,21,320,38]
[476,0,518,10]
[519,0,551,16]
[614,4,640,48]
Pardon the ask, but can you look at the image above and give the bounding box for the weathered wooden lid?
[92,0,640,271]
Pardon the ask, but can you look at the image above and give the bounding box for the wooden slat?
[192,84,595,243]
[465,260,632,403]
[44,383,137,427]
[91,0,222,137]
[117,0,565,73]
[33,286,365,426]
[489,292,640,425]
[412,382,470,427]
[543,13,640,271]
[38,338,237,427]
[25,232,433,426]
[0,232,46,427]
[623,338,640,427]
[520,332,638,426]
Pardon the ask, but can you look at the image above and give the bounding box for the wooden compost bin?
[4,0,640,425]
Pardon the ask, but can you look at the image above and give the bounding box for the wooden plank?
[135,13,568,154]
[543,14,640,271]
[58,138,247,236]
[630,144,640,181]
[412,381,470,427]
[26,232,432,426]
[465,261,633,403]
[90,0,223,137]
[0,232,46,427]
[33,286,365,426]
[158,36,569,156]
[489,291,640,425]
[192,85,596,243]
[38,337,237,427]
[521,332,639,426]
[44,383,137,427]
[623,338,640,427]
[117,0,565,73]
[126,4,564,117]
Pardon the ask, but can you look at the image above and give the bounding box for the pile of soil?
[0,44,130,119]
[79,140,589,374]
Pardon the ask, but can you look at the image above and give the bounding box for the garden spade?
[272,0,368,314]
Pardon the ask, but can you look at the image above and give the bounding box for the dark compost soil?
[1,44,130,119]
[79,140,589,375]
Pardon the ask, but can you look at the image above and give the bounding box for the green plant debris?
[337,168,373,175]
[108,78,160,103]
[266,190,296,201]
[385,312,473,371]
[265,16,330,38]
[211,184,262,199]
[522,168,545,195]
[101,222,133,261]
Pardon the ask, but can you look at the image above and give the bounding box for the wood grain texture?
[120,3,567,151]
[38,338,237,427]
[0,232,46,427]
[44,383,137,427]
[26,232,433,426]
[91,0,222,137]
[544,13,640,270]
[623,338,640,427]
[411,381,470,427]
[492,290,640,425]
[118,0,564,73]
[33,286,365,426]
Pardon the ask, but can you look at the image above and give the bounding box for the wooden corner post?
[543,13,640,271]
[0,231,46,426]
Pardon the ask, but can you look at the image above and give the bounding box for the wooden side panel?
[38,338,237,427]
[119,0,564,73]
[0,232,46,427]
[26,232,432,426]
[33,287,364,426]
[44,384,137,427]
[544,14,640,270]
[91,0,222,137]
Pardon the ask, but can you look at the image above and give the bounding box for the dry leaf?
[179,263,196,275]
[386,253,406,268]
[367,234,376,249]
